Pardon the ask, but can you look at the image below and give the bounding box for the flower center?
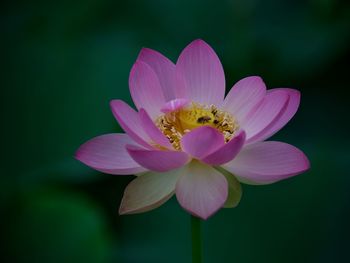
[156,102,239,150]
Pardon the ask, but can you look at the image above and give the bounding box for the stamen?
[156,102,240,150]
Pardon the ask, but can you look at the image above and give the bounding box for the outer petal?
[176,161,228,220]
[222,76,266,123]
[215,167,242,208]
[223,141,310,185]
[201,130,246,165]
[137,48,177,101]
[110,100,152,149]
[129,61,166,118]
[126,145,189,172]
[75,134,147,175]
[119,168,183,214]
[176,39,225,105]
[250,88,301,142]
[240,90,289,143]
[139,108,173,149]
[180,126,225,159]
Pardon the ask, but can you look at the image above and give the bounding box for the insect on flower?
[75,39,310,220]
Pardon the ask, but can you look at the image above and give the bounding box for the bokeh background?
[1,0,350,262]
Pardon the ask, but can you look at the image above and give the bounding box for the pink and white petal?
[110,100,152,149]
[215,167,242,208]
[176,161,228,220]
[126,145,190,172]
[161,98,190,113]
[174,68,188,99]
[75,134,148,175]
[180,126,225,159]
[223,141,310,185]
[137,48,177,101]
[202,130,246,165]
[240,90,289,143]
[252,88,301,142]
[176,39,225,106]
[119,168,183,214]
[222,76,266,123]
[139,108,173,149]
[129,61,166,118]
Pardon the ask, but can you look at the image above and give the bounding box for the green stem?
[191,215,202,263]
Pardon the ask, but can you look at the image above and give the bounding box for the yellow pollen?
[156,102,239,150]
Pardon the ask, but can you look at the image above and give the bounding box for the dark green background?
[1,0,350,262]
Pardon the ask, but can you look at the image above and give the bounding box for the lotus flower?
[75,39,310,220]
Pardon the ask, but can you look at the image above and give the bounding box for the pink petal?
[126,145,189,172]
[222,76,266,123]
[139,108,173,149]
[119,168,183,214]
[75,134,147,175]
[176,39,225,105]
[223,141,310,185]
[160,98,190,113]
[251,88,301,142]
[110,100,152,149]
[202,130,246,165]
[137,48,178,101]
[176,161,228,220]
[129,61,166,118]
[240,90,289,143]
[180,126,225,159]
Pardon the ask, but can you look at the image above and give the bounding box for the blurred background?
[1,0,350,262]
